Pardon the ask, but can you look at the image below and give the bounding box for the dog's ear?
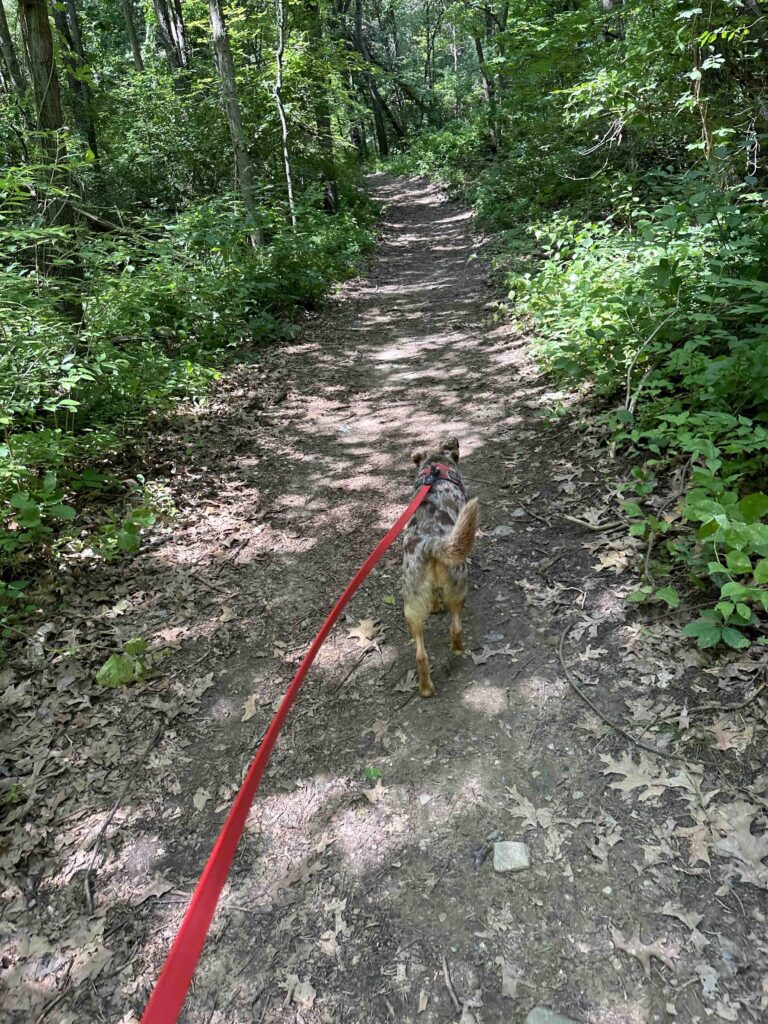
[442,437,460,462]
[411,449,425,466]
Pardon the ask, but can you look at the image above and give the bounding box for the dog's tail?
[428,498,479,566]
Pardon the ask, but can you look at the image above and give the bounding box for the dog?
[402,437,479,697]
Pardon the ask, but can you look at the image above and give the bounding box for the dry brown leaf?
[599,752,665,801]
[347,617,382,646]
[241,693,260,722]
[192,787,210,811]
[131,873,173,907]
[363,778,386,803]
[659,901,703,932]
[611,926,681,976]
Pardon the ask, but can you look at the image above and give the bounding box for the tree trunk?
[122,0,144,71]
[154,0,188,69]
[18,0,83,321]
[0,0,25,94]
[53,2,98,158]
[354,0,388,156]
[306,0,337,212]
[274,0,296,227]
[207,0,264,246]
[473,33,497,153]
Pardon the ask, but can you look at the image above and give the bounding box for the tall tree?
[274,0,297,227]
[154,0,189,69]
[18,0,82,320]
[354,0,388,156]
[53,0,98,157]
[0,0,25,94]
[306,0,338,212]
[207,0,264,245]
[122,0,144,71]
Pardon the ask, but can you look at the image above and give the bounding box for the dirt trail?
[4,176,768,1024]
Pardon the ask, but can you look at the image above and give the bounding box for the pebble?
[493,841,531,873]
[525,1009,579,1024]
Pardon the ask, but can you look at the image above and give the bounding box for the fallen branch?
[558,623,684,761]
[562,514,623,532]
[441,955,462,1015]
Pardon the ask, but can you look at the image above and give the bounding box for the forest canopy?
[1,0,767,649]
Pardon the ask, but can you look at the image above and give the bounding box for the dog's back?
[402,437,479,697]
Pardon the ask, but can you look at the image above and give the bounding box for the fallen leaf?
[241,693,260,722]
[192,788,210,811]
[131,873,173,906]
[347,618,382,646]
[659,901,703,932]
[611,926,681,976]
[417,989,429,1012]
[363,778,386,803]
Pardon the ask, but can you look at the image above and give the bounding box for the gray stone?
[492,840,530,873]
[525,1009,579,1024]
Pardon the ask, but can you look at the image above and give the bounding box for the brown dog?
[402,438,479,697]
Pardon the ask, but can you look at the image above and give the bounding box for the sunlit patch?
[516,672,566,703]
[462,683,508,716]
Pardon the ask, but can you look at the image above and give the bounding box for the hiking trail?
[5,176,767,1024]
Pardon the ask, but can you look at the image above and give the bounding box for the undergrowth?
[0,166,376,633]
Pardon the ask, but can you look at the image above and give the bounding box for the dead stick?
[83,718,165,910]
[558,624,684,762]
[658,680,767,721]
[562,514,623,532]
[441,955,462,1014]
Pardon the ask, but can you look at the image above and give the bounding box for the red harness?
[416,461,467,498]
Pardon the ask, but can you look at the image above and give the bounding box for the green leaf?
[655,586,679,609]
[124,637,147,657]
[754,558,768,584]
[715,601,734,620]
[682,619,721,648]
[629,522,647,538]
[96,654,135,687]
[628,588,651,603]
[363,765,382,781]
[622,501,644,517]
[46,503,76,521]
[721,627,750,650]
[736,602,752,620]
[382,594,396,606]
[725,549,752,574]
[738,492,768,524]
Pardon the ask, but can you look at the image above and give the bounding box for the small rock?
[493,841,531,873]
[526,1009,579,1024]
[490,524,515,538]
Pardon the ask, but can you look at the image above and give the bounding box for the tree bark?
[274,0,296,227]
[18,0,83,320]
[306,0,338,212]
[53,1,98,158]
[154,0,189,69]
[473,33,497,153]
[207,0,264,245]
[0,0,25,94]
[354,0,388,156]
[122,0,144,71]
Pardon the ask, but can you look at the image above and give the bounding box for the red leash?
[140,482,432,1024]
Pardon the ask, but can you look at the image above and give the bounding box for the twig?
[441,955,462,1015]
[34,982,71,1024]
[83,719,165,910]
[562,514,623,532]
[658,679,767,721]
[558,623,684,761]
[519,501,551,526]
[331,648,371,693]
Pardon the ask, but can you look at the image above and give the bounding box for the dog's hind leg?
[445,588,466,655]
[405,599,434,698]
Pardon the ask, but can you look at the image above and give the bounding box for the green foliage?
[389,0,768,650]
[96,637,150,687]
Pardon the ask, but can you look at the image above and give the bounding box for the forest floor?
[3,176,768,1024]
